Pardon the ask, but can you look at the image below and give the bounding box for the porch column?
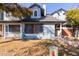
[60,23,63,37]
[20,24,24,39]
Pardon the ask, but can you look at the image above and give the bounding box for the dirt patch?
[0,39,49,56]
[0,39,79,56]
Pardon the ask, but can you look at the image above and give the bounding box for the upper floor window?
[34,10,37,17]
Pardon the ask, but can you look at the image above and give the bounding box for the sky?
[19,3,79,14]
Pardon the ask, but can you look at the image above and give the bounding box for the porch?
[3,23,44,39]
[2,22,64,39]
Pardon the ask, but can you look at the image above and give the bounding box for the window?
[34,25,43,33]
[9,25,20,32]
[34,10,37,16]
[25,24,33,33]
[25,24,43,34]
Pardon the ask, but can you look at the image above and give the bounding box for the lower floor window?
[24,24,43,34]
[9,25,20,32]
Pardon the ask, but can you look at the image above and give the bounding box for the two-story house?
[0,4,67,39]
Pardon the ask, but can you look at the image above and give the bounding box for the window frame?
[24,24,43,34]
[8,25,20,32]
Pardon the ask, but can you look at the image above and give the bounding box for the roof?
[51,8,66,15]
[0,16,66,23]
[22,15,67,22]
[39,16,66,22]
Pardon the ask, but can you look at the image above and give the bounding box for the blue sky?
[19,3,79,14]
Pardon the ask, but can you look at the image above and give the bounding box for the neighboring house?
[51,8,74,37]
[51,8,66,21]
[0,4,71,39]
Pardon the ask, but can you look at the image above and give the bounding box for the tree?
[0,3,32,18]
[66,8,79,37]
[66,8,79,26]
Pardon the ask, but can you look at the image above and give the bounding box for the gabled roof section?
[29,3,44,17]
[51,8,66,15]
[29,3,42,9]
